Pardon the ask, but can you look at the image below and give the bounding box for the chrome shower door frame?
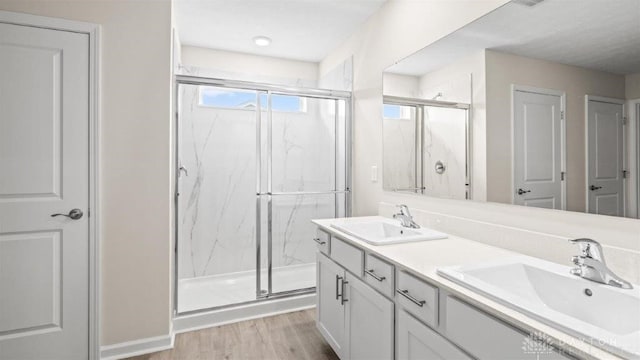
[174,75,351,315]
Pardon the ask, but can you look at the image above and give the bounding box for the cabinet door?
[317,252,346,358]
[345,273,394,360]
[397,309,471,360]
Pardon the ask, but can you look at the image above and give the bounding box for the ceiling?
[174,0,386,63]
[387,0,640,76]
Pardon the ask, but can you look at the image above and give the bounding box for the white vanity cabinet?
[315,227,577,360]
[317,252,347,358]
[344,271,394,360]
[445,297,570,360]
[316,229,394,360]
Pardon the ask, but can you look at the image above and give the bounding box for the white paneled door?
[587,97,625,217]
[0,22,90,359]
[513,89,564,209]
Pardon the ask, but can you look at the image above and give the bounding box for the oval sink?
[437,256,640,358]
[331,219,447,245]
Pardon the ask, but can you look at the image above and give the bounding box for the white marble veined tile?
[178,84,344,285]
[423,106,467,200]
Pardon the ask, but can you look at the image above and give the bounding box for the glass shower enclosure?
[175,76,350,314]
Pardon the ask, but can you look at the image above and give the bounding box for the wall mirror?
[382,0,640,218]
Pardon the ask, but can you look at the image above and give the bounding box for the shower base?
[177,262,316,313]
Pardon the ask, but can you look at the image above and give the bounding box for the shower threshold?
[177,262,316,313]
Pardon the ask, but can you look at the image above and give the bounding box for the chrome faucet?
[393,205,420,229]
[569,238,633,289]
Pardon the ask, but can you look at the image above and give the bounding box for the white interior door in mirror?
[0,22,89,359]
[587,97,625,217]
[513,89,564,210]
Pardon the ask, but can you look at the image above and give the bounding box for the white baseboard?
[173,293,316,334]
[100,333,174,360]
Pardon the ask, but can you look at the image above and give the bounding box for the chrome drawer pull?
[313,237,327,245]
[365,269,386,282]
[396,289,426,307]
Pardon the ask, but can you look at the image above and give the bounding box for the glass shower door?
[176,79,350,314]
[176,84,259,312]
[260,93,348,296]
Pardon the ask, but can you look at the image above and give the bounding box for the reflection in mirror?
[382,0,640,218]
[382,97,470,199]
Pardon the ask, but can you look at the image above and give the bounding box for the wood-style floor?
[126,309,339,360]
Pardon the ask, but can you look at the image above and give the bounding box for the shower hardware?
[178,166,188,177]
[435,161,446,174]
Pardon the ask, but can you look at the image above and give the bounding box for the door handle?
[51,208,83,220]
[517,188,531,195]
[336,275,342,300]
[590,185,602,191]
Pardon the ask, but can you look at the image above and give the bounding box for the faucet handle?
[569,238,605,263]
[396,204,412,217]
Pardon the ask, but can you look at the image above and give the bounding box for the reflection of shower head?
[432,92,443,100]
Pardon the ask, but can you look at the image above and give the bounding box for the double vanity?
[312,213,640,360]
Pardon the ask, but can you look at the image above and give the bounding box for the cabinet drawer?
[314,229,330,255]
[330,236,363,276]
[397,309,471,360]
[396,271,438,327]
[445,297,570,360]
[364,254,394,298]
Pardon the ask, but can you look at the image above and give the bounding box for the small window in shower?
[259,93,306,112]
[199,86,257,109]
[383,104,412,119]
[198,86,305,112]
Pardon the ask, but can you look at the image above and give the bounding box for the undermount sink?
[331,219,448,245]
[437,256,640,358]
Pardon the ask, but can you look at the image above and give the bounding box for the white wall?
[181,45,319,87]
[320,0,511,216]
[383,73,420,98]
[485,50,626,211]
[626,72,640,99]
[0,0,173,346]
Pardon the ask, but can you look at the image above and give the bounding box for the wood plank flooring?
[126,309,339,360]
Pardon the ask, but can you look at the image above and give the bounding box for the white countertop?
[313,216,624,360]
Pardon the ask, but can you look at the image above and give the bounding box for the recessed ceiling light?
[253,36,272,47]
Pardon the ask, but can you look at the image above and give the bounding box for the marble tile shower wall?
[178,85,337,280]
[422,107,467,200]
[383,108,466,199]
[383,118,416,191]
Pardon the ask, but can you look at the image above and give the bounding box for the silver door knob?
[51,208,83,220]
